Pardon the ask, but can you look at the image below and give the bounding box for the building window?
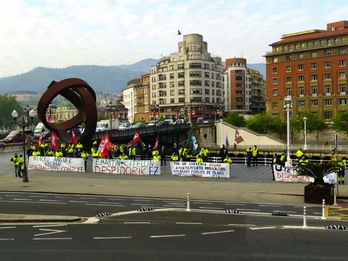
[311,63,317,69]
[272,67,277,73]
[286,88,291,96]
[286,55,291,61]
[189,71,202,77]
[298,87,304,95]
[272,102,278,108]
[325,50,332,56]
[236,76,243,81]
[324,61,331,68]
[272,78,278,84]
[311,100,318,107]
[325,85,331,94]
[170,90,175,96]
[286,66,291,72]
[339,72,346,79]
[298,75,304,82]
[339,60,346,67]
[311,74,318,81]
[236,90,243,95]
[324,73,331,79]
[311,86,318,94]
[339,49,346,55]
[189,63,202,68]
[178,64,184,69]
[236,97,243,102]
[189,80,202,86]
[324,111,332,119]
[339,84,347,93]
[178,72,184,78]
[311,52,317,58]
[298,54,304,59]
[298,101,305,107]
[178,81,185,87]
[170,73,174,79]
[324,99,332,106]
[339,99,347,105]
[205,89,210,95]
[285,76,292,83]
[272,89,278,96]
[298,64,304,71]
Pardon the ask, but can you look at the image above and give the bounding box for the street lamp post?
[283,96,293,167]
[106,102,119,130]
[11,106,35,182]
[303,117,308,150]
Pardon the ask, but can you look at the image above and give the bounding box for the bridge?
[92,123,191,147]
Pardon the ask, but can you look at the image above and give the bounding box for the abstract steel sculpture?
[37,78,97,146]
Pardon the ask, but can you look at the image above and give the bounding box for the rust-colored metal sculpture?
[37,78,97,146]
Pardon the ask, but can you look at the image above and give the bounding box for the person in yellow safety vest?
[128,145,136,160]
[75,142,83,158]
[279,153,286,167]
[119,144,125,155]
[298,155,309,166]
[17,155,25,178]
[10,153,19,177]
[196,154,203,163]
[55,148,64,157]
[119,151,128,160]
[81,151,89,170]
[152,150,161,161]
[40,140,49,156]
[338,156,346,185]
[46,147,54,157]
[170,153,179,161]
[32,148,41,156]
[65,144,75,157]
[246,147,253,167]
[223,156,232,164]
[91,141,100,158]
[295,148,303,161]
[252,145,259,167]
[60,142,67,157]
[199,147,209,162]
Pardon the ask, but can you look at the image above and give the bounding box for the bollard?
[302,206,307,228]
[321,199,326,219]
[186,192,191,212]
[334,187,337,206]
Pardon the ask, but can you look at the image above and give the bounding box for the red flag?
[51,132,59,151]
[153,135,159,150]
[234,130,244,150]
[98,133,113,158]
[71,128,77,147]
[131,130,141,146]
[36,133,45,150]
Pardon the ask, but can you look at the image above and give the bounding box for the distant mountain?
[0,59,265,95]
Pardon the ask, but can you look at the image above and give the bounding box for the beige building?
[149,33,225,122]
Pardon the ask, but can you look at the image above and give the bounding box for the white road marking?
[202,229,234,235]
[34,227,67,237]
[130,203,153,206]
[198,206,224,210]
[97,202,122,205]
[93,236,131,240]
[250,226,276,230]
[85,203,125,207]
[0,226,16,229]
[0,238,14,241]
[33,238,72,240]
[236,208,260,212]
[176,222,202,225]
[39,199,61,202]
[13,198,32,201]
[150,234,186,238]
[69,200,88,203]
[124,222,150,224]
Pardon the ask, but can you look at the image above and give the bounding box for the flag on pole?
[98,133,113,158]
[153,135,159,150]
[71,128,77,147]
[187,130,198,155]
[131,129,141,146]
[36,133,45,150]
[226,132,230,148]
[234,130,244,150]
[50,132,59,151]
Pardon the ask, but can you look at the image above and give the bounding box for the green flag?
[187,130,198,155]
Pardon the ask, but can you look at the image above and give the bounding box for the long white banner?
[28,156,85,172]
[92,159,161,175]
[273,165,337,184]
[170,161,230,178]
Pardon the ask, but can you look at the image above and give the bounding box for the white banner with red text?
[28,156,85,172]
[273,165,337,184]
[170,161,230,178]
[92,159,161,175]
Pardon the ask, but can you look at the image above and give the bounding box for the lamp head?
[11,110,18,120]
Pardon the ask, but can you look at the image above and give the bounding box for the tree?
[246,113,285,136]
[0,94,22,129]
[291,112,326,134]
[224,112,246,127]
[332,111,348,134]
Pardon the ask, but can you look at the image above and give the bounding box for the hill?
[0,59,265,95]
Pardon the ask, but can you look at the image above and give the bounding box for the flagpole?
[220,119,223,146]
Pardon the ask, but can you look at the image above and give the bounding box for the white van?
[34,122,49,138]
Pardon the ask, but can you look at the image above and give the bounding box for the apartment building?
[264,21,348,120]
[224,58,266,114]
[150,33,225,122]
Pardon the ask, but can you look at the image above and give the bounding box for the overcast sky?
[1,0,348,77]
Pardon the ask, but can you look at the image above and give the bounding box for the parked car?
[164,119,174,125]
[156,120,169,126]
[147,120,157,127]
[131,122,147,129]
[3,130,26,143]
[118,122,132,130]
